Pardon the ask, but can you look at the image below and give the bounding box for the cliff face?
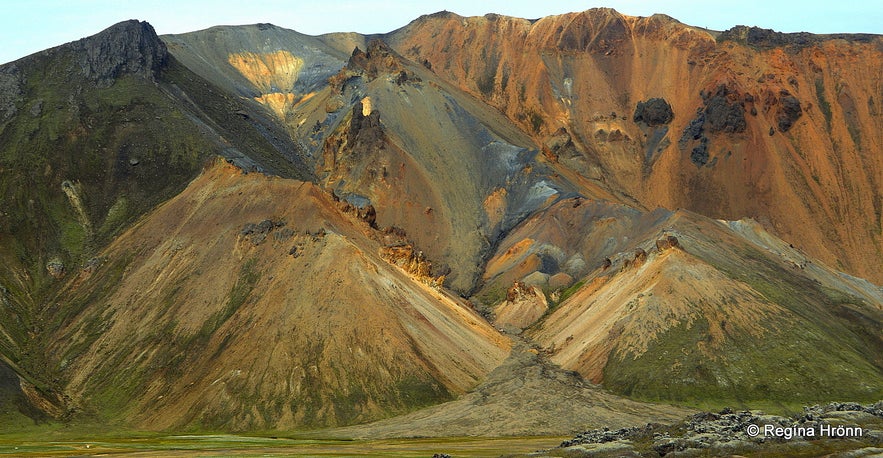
[386,9,883,284]
[72,20,168,87]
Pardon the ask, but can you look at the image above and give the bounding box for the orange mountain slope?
[386,9,883,284]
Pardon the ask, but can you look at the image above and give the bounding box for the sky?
[1,0,881,65]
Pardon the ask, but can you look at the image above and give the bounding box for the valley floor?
[0,434,565,457]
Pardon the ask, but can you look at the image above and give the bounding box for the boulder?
[633,98,674,126]
[46,257,65,279]
[704,86,746,133]
[777,93,803,132]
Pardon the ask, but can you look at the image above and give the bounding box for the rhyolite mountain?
[0,9,880,434]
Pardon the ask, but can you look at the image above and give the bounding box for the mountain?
[385,9,883,286]
[0,20,318,423]
[0,8,880,438]
[45,159,508,430]
[506,204,882,405]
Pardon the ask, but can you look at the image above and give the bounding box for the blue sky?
[1,0,881,65]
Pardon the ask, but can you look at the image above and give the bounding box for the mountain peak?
[73,19,168,86]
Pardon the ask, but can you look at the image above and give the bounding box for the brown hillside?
[45,160,508,430]
[386,9,883,284]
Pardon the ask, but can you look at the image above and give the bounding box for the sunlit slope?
[484,201,883,406]
[46,160,508,430]
[163,24,349,120]
[386,9,883,285]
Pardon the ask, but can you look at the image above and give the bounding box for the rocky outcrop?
[679,86,745,166]
[633,98,674,126]
[73,20,168,87]
[45,257,65,279]
[559,401,883,456]
[542,127,573,162]
[358,204,377,228]
[240,219,288,245]
[703,85,747,134]
[495,281,548,329]
[380,243,443,286]
[0,64,23,123]
[776,92,803,132]
[321,99,386,177]
[342,39,420,84]
[656,235,680,251]
[347,100,383,150]
[719,25,878,49]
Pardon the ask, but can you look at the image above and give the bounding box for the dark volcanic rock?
[704,86,746,133]
[679,86,745,167]
[241,219,285,246]
[777,93,803,132]
[634,98,674,126]
[73,20,168,87]
[690,137,709,167]
[359,204,377,228]
[346,101,385,153]
[679,109,706,149]
[346,39,419,83]
[719,25,877,49]
[720,26,820,48]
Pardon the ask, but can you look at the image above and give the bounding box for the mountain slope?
[0,20,335,423]
[163,24,349,120]
[162,29,597,293]
[481,200,883,407]
[385,9,883,285]
[45,160,508,430]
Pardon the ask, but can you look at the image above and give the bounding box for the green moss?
[395,375,452,409]
[602,307,883,411]
[57,219,87,260]
[815,79,832,130]
[475,280,507,309]
[192,258,260,344]
[527,109,544,134]
[99,196,129,238]
[557,280,585,305]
